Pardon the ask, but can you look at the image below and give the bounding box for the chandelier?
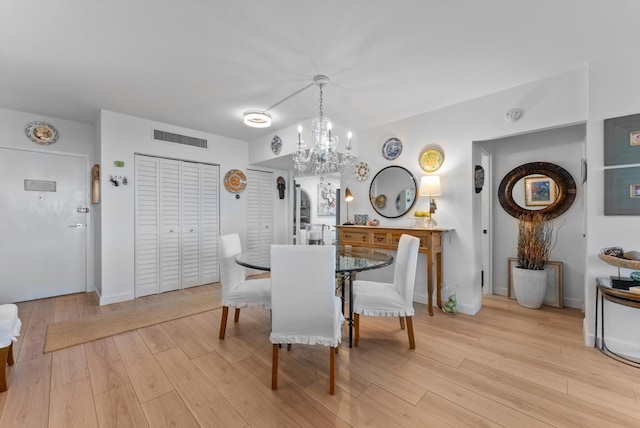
[293,75,355,178]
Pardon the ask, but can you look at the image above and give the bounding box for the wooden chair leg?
[234,308,241,323]
[0,345,9,392]
[354,313,360,347]
[272,344,279,390]
[399,316,405,330]
[219,306,229,340]
[406,316,416,349]
[7,343,14,366]
[329,346,335,395]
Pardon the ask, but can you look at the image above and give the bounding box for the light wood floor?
[1,282,639,428]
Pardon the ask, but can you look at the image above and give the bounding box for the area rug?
[44,292,221,353]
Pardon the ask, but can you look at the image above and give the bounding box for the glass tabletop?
[235,245,394,274]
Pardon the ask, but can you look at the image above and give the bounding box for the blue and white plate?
[271,135,282,155]
[382,137,402,160]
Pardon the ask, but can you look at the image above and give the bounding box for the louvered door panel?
[181,162,200,288]
[259,171,274,264]
[246,169,261,265]
[135,155,159,297]
[159,159,181,292]
[246,169,273,266]
[200,164,219,284]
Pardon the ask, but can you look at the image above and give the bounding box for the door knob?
[69,223,84,228]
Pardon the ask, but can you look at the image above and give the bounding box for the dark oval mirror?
[369,166,417,218]
[498,162,576,219]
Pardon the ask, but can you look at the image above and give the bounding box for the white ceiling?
[1,1,639,143]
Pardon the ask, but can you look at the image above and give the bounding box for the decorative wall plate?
[354,161,370,181]
[25,121,58,145]
[224,169,247,193]
[382,137,402,160]
[419,148,444,173]
[270,135,282,155]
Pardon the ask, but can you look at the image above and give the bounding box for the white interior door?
[159,159,181,293]
[481,149,492,296]
[134,155,159,297]
[181,162,200,288]
[246,169,273,265]
[0,148,87,303]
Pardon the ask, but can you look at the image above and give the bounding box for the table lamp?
[343,187,354,225]
[419,176,441,228]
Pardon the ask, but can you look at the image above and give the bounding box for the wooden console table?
[336,225,447,316]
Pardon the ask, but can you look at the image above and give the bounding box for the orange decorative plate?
[224,169,247,193]
[419,148,444,173]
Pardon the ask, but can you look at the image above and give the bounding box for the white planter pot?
[512,266,547,309]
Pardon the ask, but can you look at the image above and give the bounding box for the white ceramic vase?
[512,266,547,309]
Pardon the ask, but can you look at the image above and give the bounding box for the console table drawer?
[371,232,389,245]
[342,231,369,244]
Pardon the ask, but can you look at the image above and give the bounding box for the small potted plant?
[512,212,554,308]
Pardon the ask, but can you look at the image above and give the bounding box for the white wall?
[351,67,587,314]
[0,107,97,294]
[480,124,586,308]
[98,110,287,304]
[585,48,640,355]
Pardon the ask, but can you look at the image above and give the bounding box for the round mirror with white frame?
[369,166,418,218]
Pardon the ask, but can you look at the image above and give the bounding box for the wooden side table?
[336,225,448,316]
[595,277,640,368]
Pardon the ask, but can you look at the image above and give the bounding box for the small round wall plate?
[419,148,444,173]
[270,135,282,155]
[382,137,402,160]
[224,169,247,193]
[354,161,370,181]
[25,121,58,145]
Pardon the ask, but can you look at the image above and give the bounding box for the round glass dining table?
[235,246,394,347]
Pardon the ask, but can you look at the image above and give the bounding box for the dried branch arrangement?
[517,212,554,270]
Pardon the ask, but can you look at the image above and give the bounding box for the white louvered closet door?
[181,162,200,288]
[159,159,182,292]
[246,169,273,266]
[135,156,220,295]
[135,155,159,297]
[200,164,219,284]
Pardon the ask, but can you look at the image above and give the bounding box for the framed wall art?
[604,113,640,166]
[604,166,640,215]
[508,257,564,308]
[317,183,336,216]
[524,175,557,207]
[92,164,100,204]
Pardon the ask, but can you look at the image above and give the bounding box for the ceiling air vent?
[153,129,207,149]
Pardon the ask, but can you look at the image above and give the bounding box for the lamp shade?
[344,187,354,202]
[420,176,441,196]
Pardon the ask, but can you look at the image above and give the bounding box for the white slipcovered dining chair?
[0,304,21,391]
[218,233,271,340]
[270,245,343,395]
[353,234,420,349]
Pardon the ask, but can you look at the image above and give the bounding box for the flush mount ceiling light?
[243,110,272,128]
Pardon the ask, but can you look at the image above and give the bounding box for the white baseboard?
[99,291,135,306]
